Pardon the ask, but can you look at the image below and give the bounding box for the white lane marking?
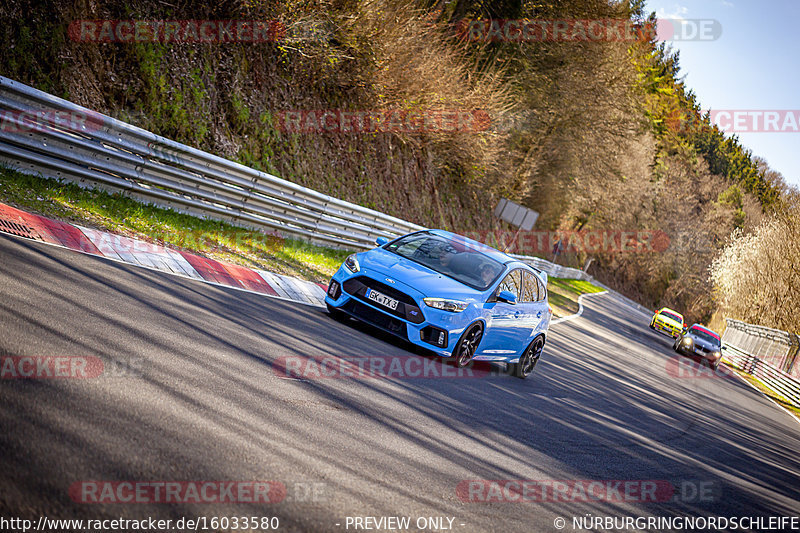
[551,290,609,325]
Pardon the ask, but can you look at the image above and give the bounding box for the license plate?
[366,288,399,310]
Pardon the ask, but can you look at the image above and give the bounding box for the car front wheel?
[453,323,483,368]
[513,336,544,379]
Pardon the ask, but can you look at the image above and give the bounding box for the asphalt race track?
[1,232,799,532]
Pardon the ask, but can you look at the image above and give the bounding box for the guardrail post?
[785,333,800,375]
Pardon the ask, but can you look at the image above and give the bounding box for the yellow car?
[650,307,686,338]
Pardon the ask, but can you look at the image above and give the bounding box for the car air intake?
[421,326,448,348]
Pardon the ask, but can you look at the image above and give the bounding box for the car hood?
[658,314,683,327]
[357,248,486,300]
[687,334,720,352]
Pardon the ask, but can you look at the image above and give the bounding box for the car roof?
[689,324,720,339]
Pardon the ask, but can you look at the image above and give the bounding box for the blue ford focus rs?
[325,230,551,378]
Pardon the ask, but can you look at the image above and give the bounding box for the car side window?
[497,269,523,299]
[521,272,538,302]
[537,277,547,302]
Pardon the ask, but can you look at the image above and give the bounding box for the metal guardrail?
[0,76,424,250]
[0,76,593,279]
[723,344,800,408]
[723,318,800,377]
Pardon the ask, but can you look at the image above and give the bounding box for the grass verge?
[1,168,607,310]
[724,360,800,418]
[547,277,606,318]
[0,168,349,283]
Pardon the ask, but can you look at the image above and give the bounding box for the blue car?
[325,230,551,378]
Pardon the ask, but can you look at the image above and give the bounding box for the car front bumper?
[676,344,721,365]
[653,320,682,337]
[325,269,473,358]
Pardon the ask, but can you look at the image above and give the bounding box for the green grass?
[547,277,606,317]
[0,167,609,309]
[724,360,800,418]
[0,167,350,282]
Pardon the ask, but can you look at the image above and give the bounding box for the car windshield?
[690,328,721,346]
[384,232,504,290]
[661,310,682,323]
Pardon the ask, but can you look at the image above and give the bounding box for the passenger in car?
[480,264,496,286]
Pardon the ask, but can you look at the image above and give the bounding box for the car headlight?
[343,254,360,273]
[423,298,468,313]
[681,337,694,346]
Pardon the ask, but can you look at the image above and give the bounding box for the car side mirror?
[376,236,389,246]
[497,290,517,305]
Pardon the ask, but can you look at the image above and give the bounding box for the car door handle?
[537,311,542,318]
[514,310,521,318]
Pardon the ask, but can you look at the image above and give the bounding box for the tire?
[452,323,483,368]
[513,336,545,379]
[711,360,720,371]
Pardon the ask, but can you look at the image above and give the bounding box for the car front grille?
[342,299,409,340]
[342,276,425,324]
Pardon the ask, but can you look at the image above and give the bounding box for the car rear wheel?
[513,336,544,379]
[453,324,483,368]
